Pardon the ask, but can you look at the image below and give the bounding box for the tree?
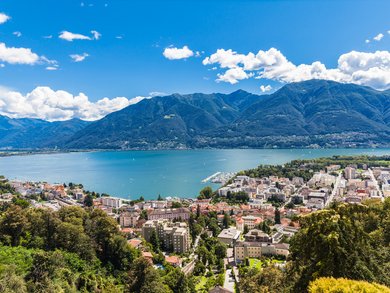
[198,186,213,200]
[171,201,182,208]
[223,212,231,229]
[83,194,93,207]
[274,208,281,224]
[214,242,227,260]
[149,229,160,252]
[193,261,206,276]
[139,196,145,202]
[260,221,271,234]
[239,265,285,293]
[0,205,27,246]
[196,204,201,218]
[140,209,148,220]
[0,265,27,293]
[157,194,163,201]
[288,203,390,291]
[127,257,170,293]
[309,277,390,293]
[243,224,249,235]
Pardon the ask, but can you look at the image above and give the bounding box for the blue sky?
[0,0,389,121]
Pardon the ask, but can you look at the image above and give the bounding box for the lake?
[0,148,389,200]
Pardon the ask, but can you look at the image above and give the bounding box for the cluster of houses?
[5,180,86,210]
[217,220,297,263]
[3,161,389,274]
[333,165,385,203]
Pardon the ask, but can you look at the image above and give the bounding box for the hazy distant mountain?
[0,116,90,149]
[1,80,390,149]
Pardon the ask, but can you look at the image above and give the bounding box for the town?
[1,156,390,292]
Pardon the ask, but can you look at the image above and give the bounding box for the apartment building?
[100,196,123,209]
[142,219,190,253]
[148,207,190,221]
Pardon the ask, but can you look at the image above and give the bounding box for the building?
[217,228,241,247]
[142,220,190,253]
[148,207,190,221]
[236,215,262,231]
[244,229,272,243]
[119,212,140,228]
[234,241,289,262]
[344,167,356,180]
[100,196,123,209]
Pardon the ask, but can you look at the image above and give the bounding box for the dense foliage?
[239,198,390,292]
[308,277,390,293]
[0,204,199,292]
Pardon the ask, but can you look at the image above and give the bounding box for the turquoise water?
[0,149,389,199]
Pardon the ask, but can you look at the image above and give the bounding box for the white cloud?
[203,48,390,90]
[91,30,101,40]
[163,46,194,60]
[0,86,151,121]
[46,66,58,71]
[13,31,22,37]
[365,39,370,44]
[0,42,40,65]
[373,33,384,41]
[59,30,101,41]
[0,13,10,24]
[43,35,53,39]
[70,53,89,62]
[260,85,272,92]
[217,68,251,84]
[149,91,167,97]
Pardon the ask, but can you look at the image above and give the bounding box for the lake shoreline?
[1,146,388,158]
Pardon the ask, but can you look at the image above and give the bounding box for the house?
[142,251,153,264]
[165,255,182,267]
[128,239,142,249]
[217,228,241,247]
[236,215,262,231]
[244,229,272,243]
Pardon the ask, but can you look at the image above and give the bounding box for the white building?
[100,196,123,209]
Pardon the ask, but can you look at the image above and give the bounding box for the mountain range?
[1,79,390,150]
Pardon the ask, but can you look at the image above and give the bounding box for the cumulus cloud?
[217,68,252,84]
[203,48,390,90]
[0,13,10,24]
[0,42,40,65]
[373,33,384,41]
[163,46,194,60]
[59,30,101,41]
[0,86,151,121]
[70,53,89,62]
[260,85,272,92]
